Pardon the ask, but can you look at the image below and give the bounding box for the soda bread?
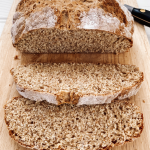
[4,97,143,150]
[11,0,134,53]
[10,63,144,105]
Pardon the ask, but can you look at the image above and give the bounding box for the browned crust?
[116,72,144,99]
[4,97,144,150]
[11,63,144,105]
[16,0,128,25]
[56,91,80,105]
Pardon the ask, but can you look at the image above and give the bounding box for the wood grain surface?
[0,0,150,150]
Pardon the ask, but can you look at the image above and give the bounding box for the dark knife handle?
[132,8,150,27]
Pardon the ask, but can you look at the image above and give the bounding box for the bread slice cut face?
[11,63,144,105]
[4,97,143,150]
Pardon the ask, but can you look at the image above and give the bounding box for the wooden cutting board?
[0,0,150,149]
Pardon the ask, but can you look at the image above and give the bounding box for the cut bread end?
[13,29,132,54]
[4,97,143,150]
[12,0,134,54]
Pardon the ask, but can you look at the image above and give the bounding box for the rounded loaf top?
[12,0,134,44]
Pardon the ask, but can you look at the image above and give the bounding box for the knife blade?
[124,4,150,27]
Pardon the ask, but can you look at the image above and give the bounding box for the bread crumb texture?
[11,0,134,53]
[5,97,143,150]
[11,63,143,104]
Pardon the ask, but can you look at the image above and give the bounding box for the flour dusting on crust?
[78,7,132,39]
[24,7,57,33]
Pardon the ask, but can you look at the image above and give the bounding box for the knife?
[124,4,150,27]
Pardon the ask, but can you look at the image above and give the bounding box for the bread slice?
[11,63,143,105]
[11,0,134,54]
[4,97,143,150]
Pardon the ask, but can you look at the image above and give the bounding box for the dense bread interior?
[16,29,131,53]
[12,63,143,95]
[5,97,143,150]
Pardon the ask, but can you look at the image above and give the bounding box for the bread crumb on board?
[14,55,19,60]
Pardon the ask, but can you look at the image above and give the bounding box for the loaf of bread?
[4,97,143,150]
[11,63,143,105]
[11,0,134,54]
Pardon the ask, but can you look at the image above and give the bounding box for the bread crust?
[11,0,134,53]
[15,78,143,105]
[4,97,144,150]
[11,63,144,105]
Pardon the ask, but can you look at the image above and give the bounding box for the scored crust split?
[11,0,134,54]
[4,97,144,150]
[10,63,144,105]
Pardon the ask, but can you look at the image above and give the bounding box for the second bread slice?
[11,63,143,105]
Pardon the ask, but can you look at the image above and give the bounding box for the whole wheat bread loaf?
[4,97,143,150]
[12,0,134,54]
[11,63,143,105]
